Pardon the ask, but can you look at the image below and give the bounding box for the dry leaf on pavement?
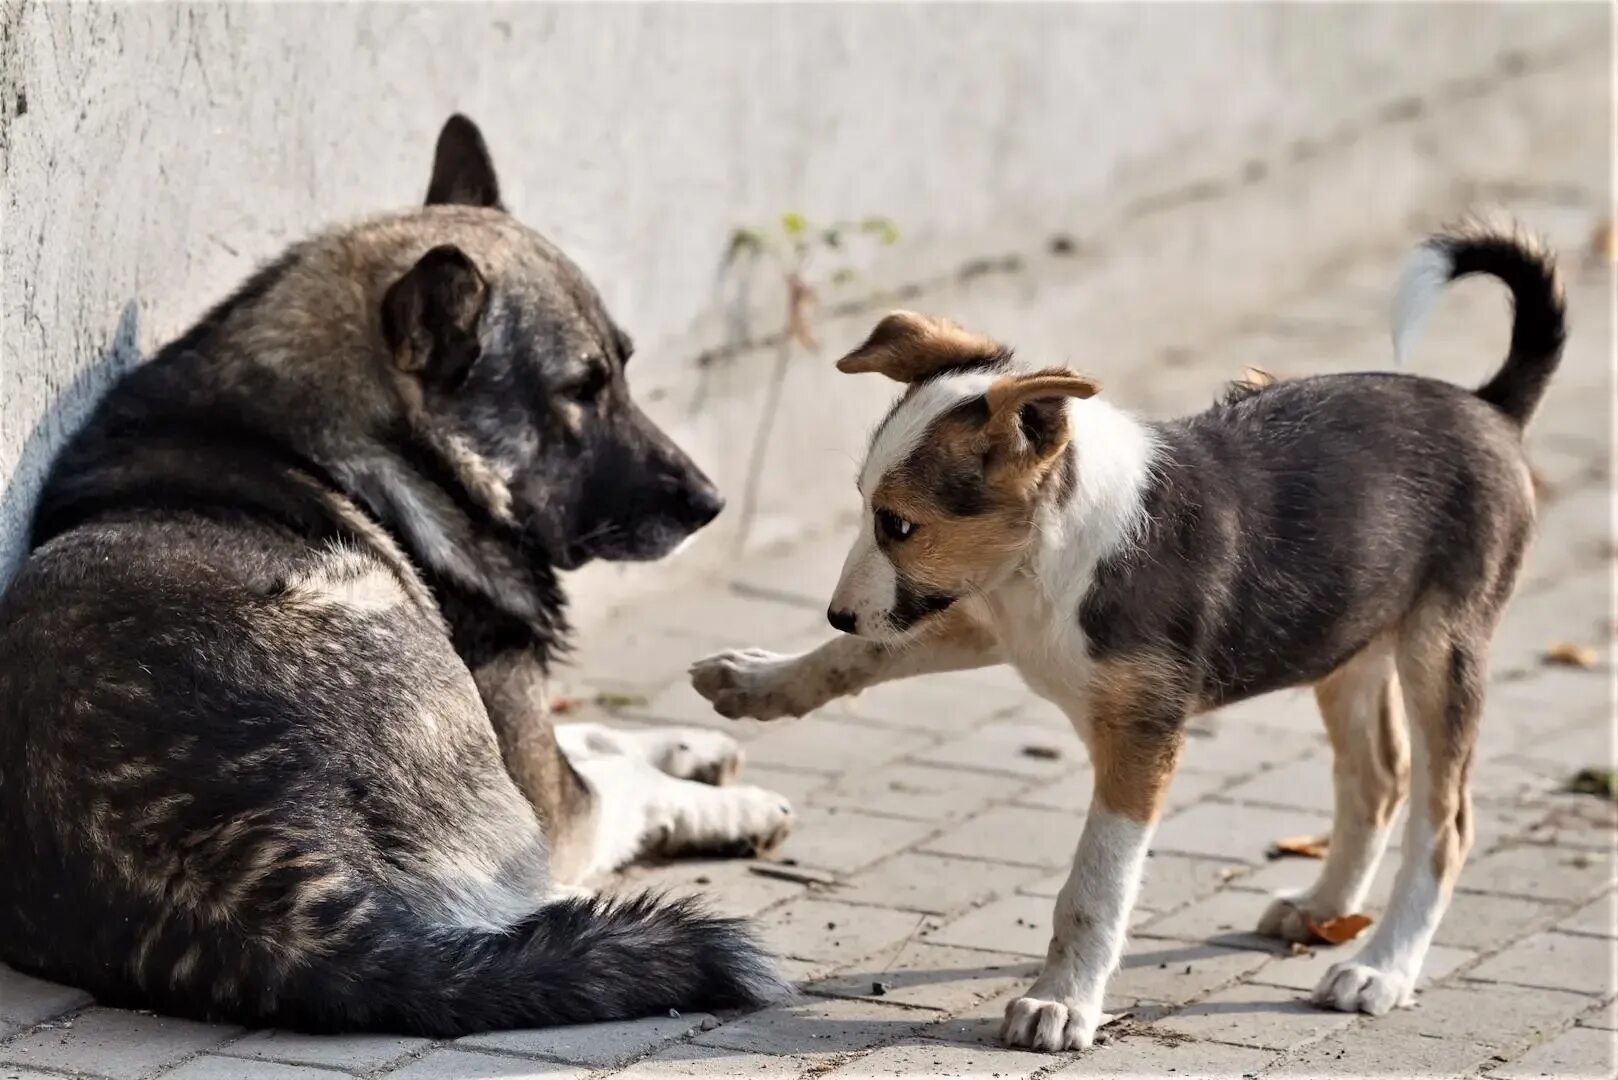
[1543,642,1599,669]
[1268,834,1330,859]
[1307,913,1374,944]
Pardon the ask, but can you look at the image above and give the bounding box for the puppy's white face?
[826,313,1098,641]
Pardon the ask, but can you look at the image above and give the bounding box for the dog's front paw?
[1257,892,1350,944]
[1000,994,1100,1052]
[706,785,795,858]
[689,648,818,721]
[1311,960,1413,1016]
[654,728,745,785]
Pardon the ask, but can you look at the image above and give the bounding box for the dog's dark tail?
[122,890,788,1037]
[1391,220,1567,427]
[295,892,788,1036]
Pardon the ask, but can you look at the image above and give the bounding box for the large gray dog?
[0,116,792,1035]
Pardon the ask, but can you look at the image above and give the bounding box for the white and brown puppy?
[693,223,1565,1051]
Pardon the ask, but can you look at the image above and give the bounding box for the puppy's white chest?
[980,580,1095,712]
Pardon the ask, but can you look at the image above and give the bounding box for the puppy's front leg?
[1003,685,1185,1051]
[690,606,1000,721]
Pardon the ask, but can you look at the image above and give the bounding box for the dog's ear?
[425,114,503,209]
[836,311,1005,383]
[383,245,489,390]
[981,369,1100,464]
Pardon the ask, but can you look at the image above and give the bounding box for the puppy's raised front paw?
[689,648,818,721]
[1000,994,1100,1052]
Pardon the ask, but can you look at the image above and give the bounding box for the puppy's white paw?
[1257,892,1348,944]
[652,728,745,785]
[690,648,819,721]
[1311,961,1413,1016]
[1000,994,1100,1052]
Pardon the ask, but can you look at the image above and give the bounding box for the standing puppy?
[693,223,1564,1050]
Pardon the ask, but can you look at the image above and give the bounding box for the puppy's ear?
[383,245,489,390]
[836,311,1005,383]
[981,369,1100,464]
[426,114,503,209]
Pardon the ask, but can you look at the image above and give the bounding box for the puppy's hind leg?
[1259,637,1409,942]
[570,755,794,883]
[1313,610,1484,1016]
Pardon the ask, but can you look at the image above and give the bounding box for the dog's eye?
[565,366,609,404]
[875,509,917,543]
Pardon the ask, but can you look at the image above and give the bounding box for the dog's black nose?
[827,608,857,634]
[681,483,725,528]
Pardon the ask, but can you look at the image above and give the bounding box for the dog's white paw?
[1000,994,1100,1052]
[1257,893,1348,944]
[690,648,819,721]
[652,784,795,859]
[1310,961,1413,1016]
[652,728,745,785]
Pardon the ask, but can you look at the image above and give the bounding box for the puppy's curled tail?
[1391,220,1567,426]
[262,891,788,1036]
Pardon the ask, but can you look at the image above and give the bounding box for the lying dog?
[0,115,793,1035]
[693,222,1564,1050]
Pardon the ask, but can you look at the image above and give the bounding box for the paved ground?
[2,219,1613,1077]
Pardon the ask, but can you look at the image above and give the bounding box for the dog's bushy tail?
[1391,219,1567,427]
[180,891,788,1037]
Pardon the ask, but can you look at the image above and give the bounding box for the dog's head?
[364,115,723,572]
[826,311,1099,640]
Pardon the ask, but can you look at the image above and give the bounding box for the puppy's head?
[373,116,722,570]
[827,312,1098,640]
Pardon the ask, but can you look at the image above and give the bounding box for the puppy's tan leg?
[1259,637,1409,941]
[1002,662,1186,1052]
[1313,607,1483,1016]
[690,604,1001,721]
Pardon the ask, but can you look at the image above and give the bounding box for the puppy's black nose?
[827,608,857,634]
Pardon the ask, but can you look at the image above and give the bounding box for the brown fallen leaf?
[594,691,649,710]
[1592,220,1618,265]
[1021,743,1063,760]
[1543,642,1599,669]
[1268,834,1331,860]
[549,695,579,715]
[1307,913,1374,945]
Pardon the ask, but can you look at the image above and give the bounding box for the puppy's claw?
[1001,995,1099,1052]
[689,648,818,721]
[1311,961,1413,1015]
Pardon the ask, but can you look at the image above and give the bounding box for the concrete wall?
[2,3,1604,621]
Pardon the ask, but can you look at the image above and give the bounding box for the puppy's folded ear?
[426,114,504,210]
[836,310,1006,383]
[383,245,489,390]
[982,369,1100,463]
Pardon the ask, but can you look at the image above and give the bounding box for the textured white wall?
[0,3,1599,610]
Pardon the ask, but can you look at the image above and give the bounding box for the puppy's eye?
[875,509,917,543]
[565,366,609,404]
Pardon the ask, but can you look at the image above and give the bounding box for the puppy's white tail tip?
[1390,243,1455,367]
